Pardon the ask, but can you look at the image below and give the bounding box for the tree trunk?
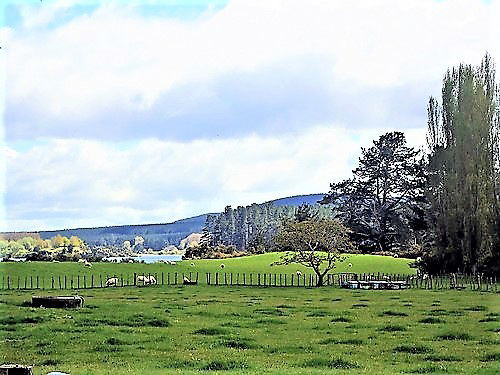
[316,274,324,287]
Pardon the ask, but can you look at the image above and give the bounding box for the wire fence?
[1,272,498,292]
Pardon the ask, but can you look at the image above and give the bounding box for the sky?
[1,0,499,232]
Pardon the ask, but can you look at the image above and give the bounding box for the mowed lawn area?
[1,282,499,374]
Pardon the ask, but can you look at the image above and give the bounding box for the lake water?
[104,254,183,263]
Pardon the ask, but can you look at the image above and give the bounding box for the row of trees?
[201,202,336,254]
[200,54,498,276]
[320,54,499,275]
[424,54,499,274]
[0,234,86,259]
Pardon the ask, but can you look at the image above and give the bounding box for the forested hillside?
[38,214,209,250]
[1,194,325,251]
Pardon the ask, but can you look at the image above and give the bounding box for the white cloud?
[4,125,402,231]
[3,0,499,138]
[1,0,497,231]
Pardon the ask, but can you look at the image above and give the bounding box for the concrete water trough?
[0,365,33,375]
[31,295,84,308]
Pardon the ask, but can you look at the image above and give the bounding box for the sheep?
[136,275,157,285]
[128,259,134,263]
[169,261,177,265]
[220,263,225,269]
[393,254,399,258]
[105,277,119,287]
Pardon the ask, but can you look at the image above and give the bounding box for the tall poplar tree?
[426,53,500,274]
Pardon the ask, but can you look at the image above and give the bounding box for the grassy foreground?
[0,284,498,374]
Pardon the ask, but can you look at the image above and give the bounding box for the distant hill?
[38,214,211,250]
[265,194,325,207]
[6,193,327,250]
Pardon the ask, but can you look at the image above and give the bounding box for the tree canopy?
[273,219,355,286]
[321,131,426,254]
[425,53,500,274]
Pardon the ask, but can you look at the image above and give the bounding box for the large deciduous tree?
[321,132,426,253]
[425,54,499,275]
[273,219,355,286]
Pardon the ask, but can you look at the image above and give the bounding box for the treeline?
[0,234,87,259]
[200,54,499,276]
[424,54,499,275]
[37,214,208,250]
[198,203,336,255]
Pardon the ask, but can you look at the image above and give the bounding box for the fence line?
[0,272,498,292]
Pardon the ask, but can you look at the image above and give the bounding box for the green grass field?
[1,256,498,374]
[1,285,498,374]
[0,253,416,287]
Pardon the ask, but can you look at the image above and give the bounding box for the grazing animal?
[106,277,119,287]
[348,263,352,267]
[393,254,399,258]
[128,259,134,263]
[220,263,225,269]
[169,261,176,265]
[136,275,157,285]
